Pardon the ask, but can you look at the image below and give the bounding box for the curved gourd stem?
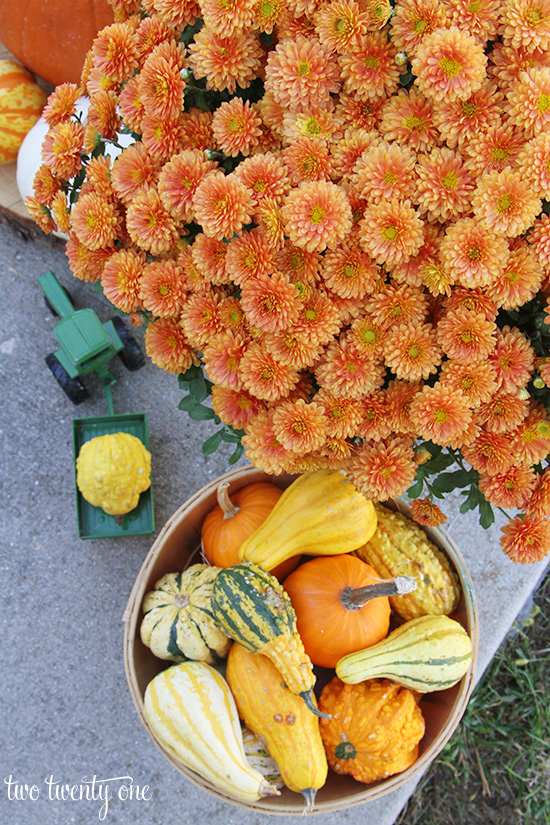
[340,575,417,611]
[217,481,240,519]
[259,779,281,798]
[301,788,317,815]
[300,690,331,719]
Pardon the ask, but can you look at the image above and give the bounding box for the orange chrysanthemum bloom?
[510,402,550,467]
[51,191,71,235]
[500,514,550,564]
[476,391,529,433]
[138,42,186,121]
[417,260,455,298]
[180,108,214,152]
[473,168,542,238]
[176,246,210,294]
[33,164,61,207]
[274,241,321,286]
[357,390,393,441]
[70,192,120,251]
[202,331,248,391]
[390,0,450,57]
[439,218,509,289]
[443,285,499,321]
[479,465,537,509]
[346,315,386,359]
[414,146,475,223]
[386,378,424,435]
[86,89,121,143]
[348,435,417,501]
[488,42,550,93]
[320,245,378,300]
[352,141,416,204]
[264,34,340,113]
[281,180,353,254]
[365,281,429,330]
[65,233,113,282]
[91,22,140,83]
[315,436,352,469]
[101,248,146,313]
[488,325,535,393]
[242,408,297,475]
[517,131,550,199]
[193,172,253,241]
[255,197,286,250]
[240,342,300,401]
[134,15,175,62]
[283,137,332,186]
[384,322,442,381]
[439,359,498,407]
[411,25,487,103]
[313,389,363,438]
[233,153,290,207]
[409,383,473,446]
[409,497,447,526]
[189,26,264,94]
[251,0,284,32]
[500,0,550,52]
[84,155,113,202]
[218,296,248,335]
[529,214,550,269]
[433,81,503,149]
[191,234,229,286]
[110,142,159,205]
[507,67,550,138]
[152,0,200,28]
[42,83,81,127]
[41,120,85,181]
[315,339,385,399]
[179,290,224,349]
[281,106,342,146]
[463,122,525,177]
[199,0,255,36]
[240,271,301,333]
[392,223,442,288]
[157,149,217,224]
[272,398,327,454]
[461,429,515,475]
[293,289,341,345]
[379,88,440,153]
[263,328,323,369]
[335,96,384,136]
[314,0,369,53]
[24,197,56,235]
[338,31,399,101]
[145,315,198,374]
[358,199,425,268]
[449,0,501,43]
[126,187,179,255]
[141,113,186,162]
[329,127,381,181]
[212,98,263,158]
[525,469,550,518]
[436,306,496,362]
[211,385,263,429]
[225,228,275,286]
[139,259,187,317]
[488,239,543,310]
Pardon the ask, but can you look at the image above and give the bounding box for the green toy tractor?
[39,270,145,414]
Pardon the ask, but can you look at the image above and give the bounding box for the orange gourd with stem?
[283,554,416,669]
[201,482,300,581]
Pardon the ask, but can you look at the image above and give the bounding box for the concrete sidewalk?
[1,220,548,825]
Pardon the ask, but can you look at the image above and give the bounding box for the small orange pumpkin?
[201,482,300,581]
[283,554,396,668]
[0,60,47,165]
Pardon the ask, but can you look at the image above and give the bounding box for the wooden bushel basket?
[123,466,479,815]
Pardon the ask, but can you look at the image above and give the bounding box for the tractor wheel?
[111,317,146,371]
[45,353,89,405]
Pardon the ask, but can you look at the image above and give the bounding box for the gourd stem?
[301,788,317,814]
[340,576,417,610]
[217,482,240,519]
[300,690,331,719]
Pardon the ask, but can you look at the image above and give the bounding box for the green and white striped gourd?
[143,661,280,803]
[336,614,473,693]
[140,565,231,664]
[210,562,326,718]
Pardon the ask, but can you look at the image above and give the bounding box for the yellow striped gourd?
[238,469,377,571]
[211,563,326,718]
[336,614,473,693]
[143,661,280,803]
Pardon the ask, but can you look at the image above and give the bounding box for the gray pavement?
[1,220,548,825]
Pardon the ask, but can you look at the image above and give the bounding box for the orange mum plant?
[29,0,550,564]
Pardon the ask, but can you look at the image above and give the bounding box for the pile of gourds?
[139,469,472,811]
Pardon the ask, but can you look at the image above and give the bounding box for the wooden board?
[0,41,54,237]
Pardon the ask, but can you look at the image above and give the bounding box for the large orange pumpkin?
[0,60,47,164]
[283,554,395,669]
[0,0,114,87]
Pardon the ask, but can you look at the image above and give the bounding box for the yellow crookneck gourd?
[238,469,378,571]
[76,432,151,521]
[226,642,328,813]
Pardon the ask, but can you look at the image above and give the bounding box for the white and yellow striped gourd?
[143,661,280,803]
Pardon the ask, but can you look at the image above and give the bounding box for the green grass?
[396,569,550,825]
